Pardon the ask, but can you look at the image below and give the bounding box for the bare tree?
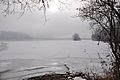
[1,0,120,79]
[72,33,81,41]
[0,0,70,16]
[0,0,50,16]
[77,0,120,79]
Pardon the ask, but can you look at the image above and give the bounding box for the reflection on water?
[0,42,8,52]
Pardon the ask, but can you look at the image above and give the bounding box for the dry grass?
[25,74,69,80]
[89,75,114,80]
[23,72,114,80]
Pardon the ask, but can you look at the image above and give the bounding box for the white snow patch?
[73,77,86,80]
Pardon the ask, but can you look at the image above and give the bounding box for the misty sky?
[0,0,91,38]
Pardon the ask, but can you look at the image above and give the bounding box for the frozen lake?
[0,40,109,80]
[0,40,108,60]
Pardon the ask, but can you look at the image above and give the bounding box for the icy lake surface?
[0,40,108,60]
[0,40,109,80]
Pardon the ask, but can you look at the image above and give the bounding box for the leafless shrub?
[77,0,120,79]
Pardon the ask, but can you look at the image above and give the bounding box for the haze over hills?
[0,31,33,41]
[0,31,72,41]
[0,31,90,41]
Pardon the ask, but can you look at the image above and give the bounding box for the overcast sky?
[0,0,91,38]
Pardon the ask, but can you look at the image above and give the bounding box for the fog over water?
[0,0,91,38]
[0,1,111,80]
[0,40,108,60]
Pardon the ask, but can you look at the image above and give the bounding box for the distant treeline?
[0,31,72,41]
[0,31,33,41]
[0,31,91,41]
[91,28,120,42]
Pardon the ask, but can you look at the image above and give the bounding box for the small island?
[72,33,81,41]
